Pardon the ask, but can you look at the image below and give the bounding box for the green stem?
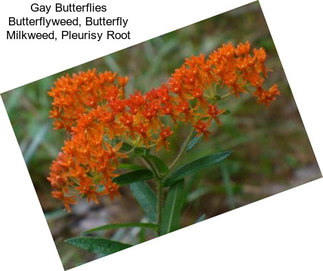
[124,146,136,154]
[143,156,161,179]
[168,127,195,170]
[156,126,195,235]
[141,127,195,235]
[140,157,151,171]
[219,92,232,100]
[141,156,163,235]
[156,179,163,235]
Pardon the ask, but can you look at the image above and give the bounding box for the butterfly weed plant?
[47,42,280,256]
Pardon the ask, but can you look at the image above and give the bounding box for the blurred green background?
[1,2,321,269]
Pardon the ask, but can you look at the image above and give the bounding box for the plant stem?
[140,157,151,171]
[141,156,163,235]
[143,156,161,179]
[124,146,136,154]
[143,127,195,235]
[156,126,195,235]
[156,179,163,235]
[168,127,195,170]
[220,92,232,100]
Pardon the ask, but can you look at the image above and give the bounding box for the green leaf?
[186,133,202,152]
[65,237,131,256]
[24,122,50,164]
[160,181,185,235]
[164,151,232,187]
[119,142,133,152]
[134,147,148,157]
[104,55,122,74]
[186,186,211,202]
[84,222,157,234]
[130,182,157,222]
[139,228,146,243]
[145,154,169,176]
[118,163,144,170]
[113,169,153,186]
[221,164,236,209]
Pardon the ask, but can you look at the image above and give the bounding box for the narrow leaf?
[139,228,146,243]
[130,182,157,222]
[133,147,147,157]
[118,163,144,170]
[160,181,185,234]
[164,151,232,187]
[186,186,211,202]
[104,55,122,74]
[221,164,236,209]
[145,154,169,176]
[186,133,202,152]
[84,222,157,234]
[65,237,131,255]
[119,142,133,152]
[24,122,50,164]
[113,169,153,186]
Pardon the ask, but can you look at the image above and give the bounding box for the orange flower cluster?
[47,42,280,211]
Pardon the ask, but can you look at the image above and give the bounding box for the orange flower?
[156,126,173,150]
[207,104,226,125]
[254,84,280,106]
[48,42,280,211]
[194,120,211,137]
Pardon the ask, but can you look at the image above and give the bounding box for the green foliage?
[83,222,157,234]
[65,237,131,256]
[133,147,148,157]
[164,151,232,186]
[119,141,133,152]
[186,186,211,203]
[118,163,144,170]
[23,122,51,164]
[130,182,157,222]
[186,134,202,152]
[160,181,185,234]
[221,164,236,209]
[145,154,169,176]
[113,169,153,185]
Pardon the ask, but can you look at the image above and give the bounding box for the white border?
[1,1,322,270]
